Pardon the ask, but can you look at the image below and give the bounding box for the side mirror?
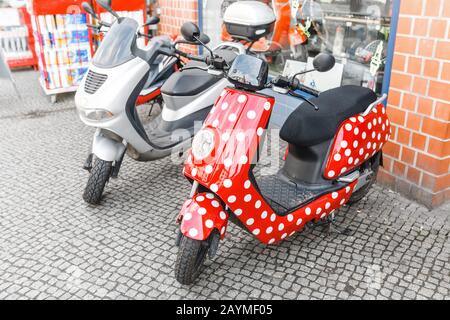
[82,2,98,19]
[143,16,160,26]
[97,0,119,18]
[198,33,210,45]
[313,53,335,72]
[181,22,201,42]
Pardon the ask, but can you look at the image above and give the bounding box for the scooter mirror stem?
[96,0,120,19]
[193,35,215,60]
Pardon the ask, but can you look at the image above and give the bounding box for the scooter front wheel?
[175,235,210,285]
[82,158,113,205]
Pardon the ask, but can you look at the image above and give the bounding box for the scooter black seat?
[280,85,377,148]
[161,61,221,97]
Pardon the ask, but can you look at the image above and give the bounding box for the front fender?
[92,132,126,162]
[178,192,229,241]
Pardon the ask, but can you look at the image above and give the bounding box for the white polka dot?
[257,127,264,136]
[359,148,364,156]
[220,211,227,220]
[244,180,251,189]
[325,202,331,209]
[238,95,247,103]
[358,116,364,122]
[372,132,376,139]
[246,218,255,226]
[373,119,377,126]
[255,200,262,209]
[340,167,347,174]
[211,200,220,208]
[354,158,360,165]
[328,171,335,178]
[332,192,338,199]
[212,119,219,127]
[244,194,252,202]
[345,123,352,131]
[296,218,303,225]
[235,208,242,216]
[252,228,260,235]
[320,213,327,219]
[236,132,246,142]
[239,155,248,165]
[261,211,268,219]
[316,207,322,215]
[340,198,346,205]
[247,110,256,120]
[184,212,192,221]
[334,154,341,161]
[382,107,386,114]
[205,165,213,174]
[266,226,273,234]
[350,117,357,123]
[368,122,372,130]
[341,140,348,148]
[189,228,198,237]
[348,157,354,165]
[367,142,372,149]
[305,207,311,215]
[196,195,205,202]
[221,132,230,141]
[278,223,285,231]
[210,184,218,193]
[191,168,197,176]
[287,214,293,222]
[354,127,360,135]
[268,238,275,244]
[353,141,359,148]
[378,117,382,124]
[378,133,381,141]
[221,226,226,235]
[198,207,207,215]
[205,219,213,228]
[210,107,216,114]
[221,102,229,110]
[345,186,351,193]
[228,195,236,203]
[270,213,276,222]
[223,179,232,188]
[206,193,214,199]
[264,102,272,110]
[365,153,369,159]
[228,114,237,122]
[362,132,367,139]
[224,158,233,168]
[345,149,351,157]
[281,233,288,239]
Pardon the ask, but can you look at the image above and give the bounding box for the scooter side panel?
[324,103,391,180]
[178,193,229,241]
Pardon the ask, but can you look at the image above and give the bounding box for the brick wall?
[378,0,450,208]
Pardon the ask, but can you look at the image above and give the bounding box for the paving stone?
[0,70,449,300]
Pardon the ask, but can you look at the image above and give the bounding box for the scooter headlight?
[78,108,114,122]
[192,129,215,161]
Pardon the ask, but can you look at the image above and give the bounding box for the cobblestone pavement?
[0,71,449,300]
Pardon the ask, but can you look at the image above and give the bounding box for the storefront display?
[205,0,393,96]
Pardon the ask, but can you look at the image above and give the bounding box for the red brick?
[442,63,450,81]
[401,147,416,165]
[397,127,412,145]
[444,0,450,17]
[407,166,422,185]
[392,54,406,72]
[416,153,449,175]
[413,18,429,37]
[428,138,450,158]
[430,19,447,38]
[422,117,449,139]
[383,141,401,158]
[390,72,412,91]
[412,77,428,95]
[434,101,450,121]
[421,172,436,190]
[417,97,434,116]
[393,161,406,177]
[435,174,450,192]
[428,80,450,101]
[423,59,440,78]
[398,17,412,34]
[400,0,423,15]
[407,112,422,131]
[407,56,422,75]
[395,36,417,54]
[418,38,435,57]
[412,132,427,150]
[387,89,401,106]
[403,94,417,111]
[387,106,406,126]
[435,41,450,60]
[425,0,442,16]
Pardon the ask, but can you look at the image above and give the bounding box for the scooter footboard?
[178,193,228,241]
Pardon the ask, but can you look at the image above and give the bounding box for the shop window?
[212,0,393,96]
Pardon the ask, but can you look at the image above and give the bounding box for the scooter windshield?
[93,18,139,68]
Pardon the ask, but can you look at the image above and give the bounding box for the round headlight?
[192,129,215,160]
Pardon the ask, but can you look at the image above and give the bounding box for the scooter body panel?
[182,87,360,244]
[324,103,391,180]
[178,193,229,241]
[92,130,126,162]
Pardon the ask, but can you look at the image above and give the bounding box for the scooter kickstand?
[327,212,353,236]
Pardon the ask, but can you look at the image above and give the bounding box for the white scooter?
[76,1,245,205]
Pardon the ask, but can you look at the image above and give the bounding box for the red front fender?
[178,192,229,241]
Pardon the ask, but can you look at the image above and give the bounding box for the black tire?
[347,153,381,205]
[175,235,210,285]
[82,159,113,205]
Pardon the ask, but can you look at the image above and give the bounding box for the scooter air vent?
[84,70,108,94]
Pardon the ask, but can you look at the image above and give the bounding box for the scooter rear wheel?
[82,158,113,205]
[175,235,210,285]
[347,152,381,205]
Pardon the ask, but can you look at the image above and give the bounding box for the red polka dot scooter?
[174,24,391,285]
